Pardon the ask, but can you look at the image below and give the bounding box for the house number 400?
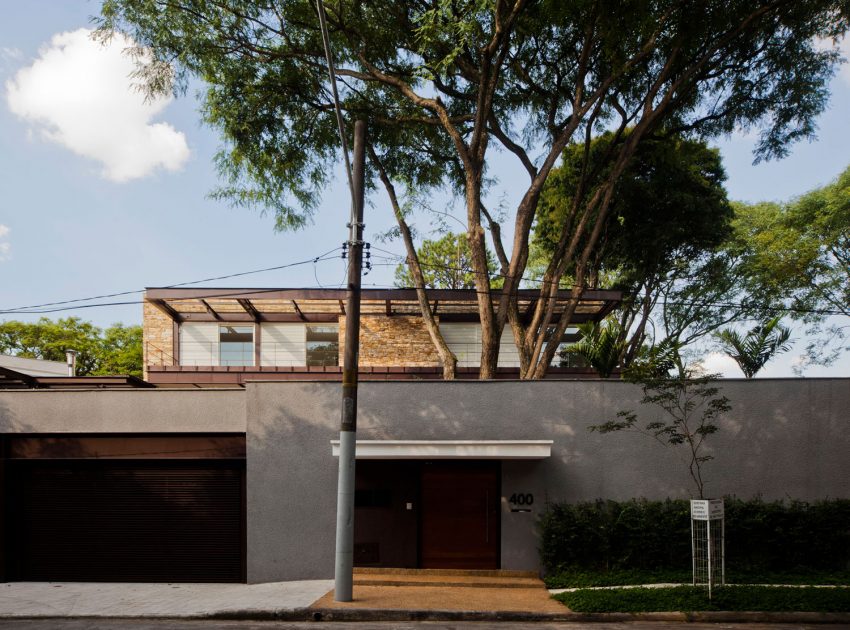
[509,493,534,506]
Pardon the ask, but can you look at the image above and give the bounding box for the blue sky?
[1,1,848,377]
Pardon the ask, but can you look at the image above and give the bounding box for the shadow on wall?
[242,379,850,581]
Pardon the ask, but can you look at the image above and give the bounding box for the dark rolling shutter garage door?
[4,435,246,583]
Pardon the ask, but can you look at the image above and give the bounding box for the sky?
[0,1,848,378]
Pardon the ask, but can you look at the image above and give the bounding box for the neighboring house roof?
[0,365,154,389]
[144,287,622,324]
[0,353,67,377]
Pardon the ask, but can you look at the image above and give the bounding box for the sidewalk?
[1,573,848,624]
[0,580,333,618]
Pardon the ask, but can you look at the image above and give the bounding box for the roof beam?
[237,298,262,322]
[145,287,622,303]
[291,300,306,321]
[199,299,222,321]
[148,299,183,323]
[175,313,339,323]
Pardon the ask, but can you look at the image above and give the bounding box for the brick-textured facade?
[339,315,441,367]
[143,301,175,377]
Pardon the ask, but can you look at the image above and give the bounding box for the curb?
[3,608,850,624]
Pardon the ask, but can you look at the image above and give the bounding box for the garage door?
[4,436,245,583]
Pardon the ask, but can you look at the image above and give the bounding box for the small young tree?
[590,355,730,499]
[714,316,793,378]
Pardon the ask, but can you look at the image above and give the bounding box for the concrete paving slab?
[311,584,569,613]
[0,581,333,618]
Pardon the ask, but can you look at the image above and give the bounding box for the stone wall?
[142,301,175,376]
[339,315,441,367]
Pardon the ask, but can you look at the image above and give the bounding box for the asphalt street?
[0,621,839,630]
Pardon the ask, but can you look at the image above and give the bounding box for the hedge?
[539,498,850,574]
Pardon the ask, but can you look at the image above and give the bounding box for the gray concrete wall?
[246,379,850,582]
[0,389,246,433]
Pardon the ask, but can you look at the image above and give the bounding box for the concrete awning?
[330,439,553,460]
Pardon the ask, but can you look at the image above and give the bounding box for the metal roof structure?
[144,287,621,324]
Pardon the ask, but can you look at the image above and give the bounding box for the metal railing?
[150,339,585,369]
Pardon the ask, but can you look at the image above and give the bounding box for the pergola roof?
[144,287,621,324]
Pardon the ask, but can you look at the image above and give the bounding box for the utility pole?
[334,119,366,602]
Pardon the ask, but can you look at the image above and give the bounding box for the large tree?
[732,166,850,368]
[99,0,848,379]
[0,318,144,377]
[535,133,737,368]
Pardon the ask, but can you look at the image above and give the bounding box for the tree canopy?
[98,0,849,378]
[732,165,850,368]
[534,133,736,367]
[0,318,143,377]
[394,232,499,289]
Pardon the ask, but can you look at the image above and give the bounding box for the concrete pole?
[334,120,366,602]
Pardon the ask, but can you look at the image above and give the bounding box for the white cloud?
[1,47,22,61]
[696,352,741,378]
[0,224,10,262]
[4,29,189,182]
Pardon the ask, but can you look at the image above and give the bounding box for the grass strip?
[544,568,850,589]
[554,585,850,613]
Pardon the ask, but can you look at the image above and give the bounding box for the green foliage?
[554,585,850,613]
[539,499,693,573]
[714,317,793,378]
[394,232,500,289]
[539,498,850,576]
[732,165,850,368]
[535,134,733,282]
[0,318,143,377]
[534,134,739,367]
[97,0,848,378]
[565,319,625,378]
[591,364,730,498]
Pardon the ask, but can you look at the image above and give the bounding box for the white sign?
[690,499,724,520]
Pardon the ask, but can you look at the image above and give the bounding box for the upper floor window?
[306,324,339,367]
[219,325,254,366]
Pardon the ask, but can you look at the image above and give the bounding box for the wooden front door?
[420,461,499,569]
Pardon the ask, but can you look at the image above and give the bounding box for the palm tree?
[714,317,793,378]
[568,319,626,378]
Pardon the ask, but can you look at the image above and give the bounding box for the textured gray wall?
[0,389,246,433]
[246,379,850,582]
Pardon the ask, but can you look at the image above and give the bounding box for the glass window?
[306,324,339,366]
[219,325,254,366]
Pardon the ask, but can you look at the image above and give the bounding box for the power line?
[3,245,845,319]
[0,248,343,315]
[367,248,848,318]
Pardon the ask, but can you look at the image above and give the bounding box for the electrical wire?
[366,247,848,318]
[2,245,844,319]
[315,0,356,217]
[0,248,344,315]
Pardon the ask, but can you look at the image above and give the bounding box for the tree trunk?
[368,145,457,379]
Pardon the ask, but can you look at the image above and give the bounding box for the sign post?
[690,499,725,598]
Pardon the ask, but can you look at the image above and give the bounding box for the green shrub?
[540,498,850,575]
